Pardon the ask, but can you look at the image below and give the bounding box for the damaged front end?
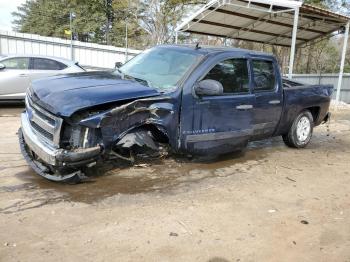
[19,97,103,181]
[19,94,176,182]
[18,128,101,182]
[80,97,175,165]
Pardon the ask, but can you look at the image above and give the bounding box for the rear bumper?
[19,112,101,181]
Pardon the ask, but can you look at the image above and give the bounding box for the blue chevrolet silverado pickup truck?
[19,45,333,182]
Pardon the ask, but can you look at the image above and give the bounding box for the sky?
[0,0,26,31]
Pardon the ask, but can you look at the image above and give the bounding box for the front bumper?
[20,112,61,166]
[19,112,102,181]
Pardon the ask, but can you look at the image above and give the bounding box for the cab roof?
[157,44,274,58]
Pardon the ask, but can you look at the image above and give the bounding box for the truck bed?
[275,79,333,135]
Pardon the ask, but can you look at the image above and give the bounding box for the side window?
[204,58,249,94]
[2,58,30,69]
[252,60,276,92]
[32,58,67,70]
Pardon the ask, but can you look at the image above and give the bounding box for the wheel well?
[305,106,320,123]
[139,124,169,143]
[119,124,169,144]
[112,124,169,160]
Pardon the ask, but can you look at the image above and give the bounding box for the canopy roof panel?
[176,0,350,47]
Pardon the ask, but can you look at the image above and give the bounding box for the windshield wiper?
[123,73,153,88]
[117,69,154,88]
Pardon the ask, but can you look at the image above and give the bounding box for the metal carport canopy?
[175,0,350,103]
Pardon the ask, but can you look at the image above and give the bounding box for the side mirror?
[0,63,5,70]
[115,62,123,68]
[195,79,223,96]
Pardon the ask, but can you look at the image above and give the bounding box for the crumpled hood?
[30,71,160,117]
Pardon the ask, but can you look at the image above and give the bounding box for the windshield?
[116,47,201,91]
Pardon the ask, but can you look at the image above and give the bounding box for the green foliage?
[13,0,70,38]
[295,39,340,74]
[12,0,109,43]
[304,0,350,15]
[12,0,203,48]
[304,0,329,8]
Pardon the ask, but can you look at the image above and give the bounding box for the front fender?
[79,96,178,151]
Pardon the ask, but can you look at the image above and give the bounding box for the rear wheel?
[283,110,313,148]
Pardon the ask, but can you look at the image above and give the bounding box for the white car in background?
[0,55,85,101]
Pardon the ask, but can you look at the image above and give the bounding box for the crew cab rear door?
[250,57,283,139]
[182,54,255,155]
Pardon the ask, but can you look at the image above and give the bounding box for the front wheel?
[283,110,314,148]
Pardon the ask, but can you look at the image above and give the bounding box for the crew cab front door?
[183,56,255,155]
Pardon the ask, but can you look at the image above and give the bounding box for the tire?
[282,110,314,148]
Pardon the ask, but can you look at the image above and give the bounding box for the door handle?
[19,74,28,77]
[269,100,281,105]
[236,104,253,110]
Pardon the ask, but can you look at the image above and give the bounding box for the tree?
[12,0,204,48]
[108,0,148,49]
[136,0,204,45]
[13,0,122,44]
[13,0,71,39]
[304,0,328,7]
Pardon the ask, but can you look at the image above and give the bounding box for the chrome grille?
[30,121,54,141]
[25,95,62,147]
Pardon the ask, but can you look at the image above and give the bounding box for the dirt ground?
[0,105,350,262]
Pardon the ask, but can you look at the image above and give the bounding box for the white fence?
[1,31,348,102]
[292,74,350,103]
[0,30,141,69]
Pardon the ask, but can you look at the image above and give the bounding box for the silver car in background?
[0,55,85,101]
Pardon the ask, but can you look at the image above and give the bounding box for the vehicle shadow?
[13,125,346,205]
[14,138,285,204]
[0,103,24,116]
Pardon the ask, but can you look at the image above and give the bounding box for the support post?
[125,0,130,63]
[175,31,178,44]
[69,11,74,61]
[125,17,128,63]
[336,22,349,104]
[288,8,299,79]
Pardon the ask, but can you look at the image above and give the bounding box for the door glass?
[252,60,276,92]
[204,58,249,94]
[32,58,66,70]
[2,58,30,69]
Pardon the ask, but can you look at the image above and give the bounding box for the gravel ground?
[0,105,350,262]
